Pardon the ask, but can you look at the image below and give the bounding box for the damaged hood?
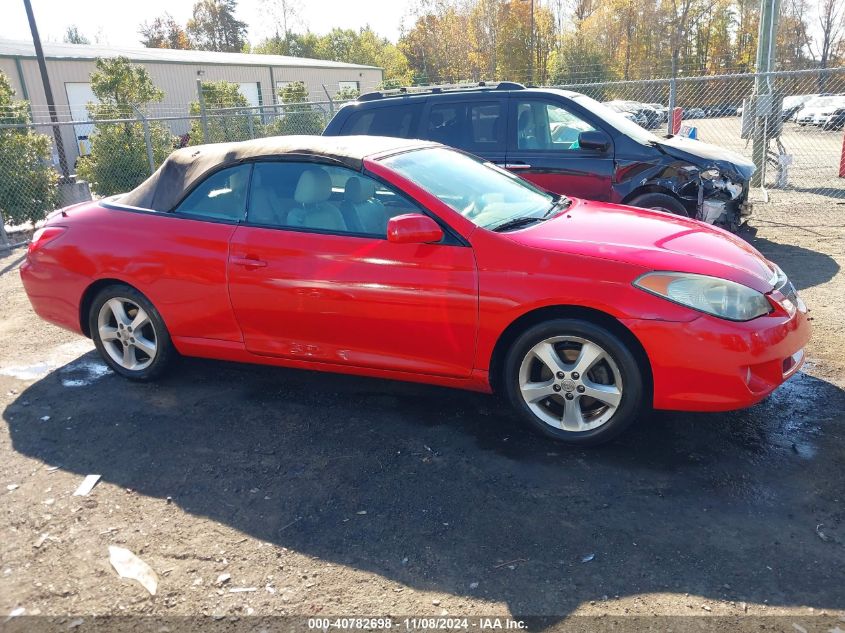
[509,198,776,293]
[654,136,755,181]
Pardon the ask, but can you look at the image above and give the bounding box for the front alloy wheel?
[518,336,623,432]
[504,319,644,445]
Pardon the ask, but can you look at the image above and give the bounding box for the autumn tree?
[187,0,248,52]
[139,13,191,49]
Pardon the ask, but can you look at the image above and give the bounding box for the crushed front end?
[696,169,753,232]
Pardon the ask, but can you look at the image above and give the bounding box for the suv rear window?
[342,104,422,138]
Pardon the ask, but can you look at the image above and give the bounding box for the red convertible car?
[21,136,810,445]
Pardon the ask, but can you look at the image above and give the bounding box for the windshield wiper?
[543,196,572,217]
[489,216,546,232]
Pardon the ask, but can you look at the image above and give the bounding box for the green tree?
[76,57,174,196]
[139,13,192,49]
[64,25,91,45]
[334,85,360,101]
[187,0,248,52]
[265,81,325,135]
[190,80,258,144]
[0,73,59,229]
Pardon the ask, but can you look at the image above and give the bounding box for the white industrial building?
[0,39,382,162]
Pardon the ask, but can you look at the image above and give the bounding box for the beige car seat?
[342,177,388,235]
[287,168,346,231]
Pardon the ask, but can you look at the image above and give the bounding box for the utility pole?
[529,0,535,84]
[750,0,781,187]
[22,0,70,181]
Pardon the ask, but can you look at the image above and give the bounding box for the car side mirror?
[579,130,611,152]
[387,214,444,244]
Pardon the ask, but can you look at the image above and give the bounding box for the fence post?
[133,106,155,176]
[0,213,9,252]
[322,84,335,117]
[196,78,210,141]
[667,77,677,135]
[247,109,255,139]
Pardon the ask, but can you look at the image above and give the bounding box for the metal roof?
[0,39,381,71]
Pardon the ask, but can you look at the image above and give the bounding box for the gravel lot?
[1,193,844,630]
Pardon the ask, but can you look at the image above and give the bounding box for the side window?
[344,110,375,134]
[516,101,596,150]
[247,161,423,238]
[469,102,504,148]
[342,104,422,138]
[173,164,251,221]
[427,103,463,145]
[425,101,504,150]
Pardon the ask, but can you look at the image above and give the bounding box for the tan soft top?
[118,135,435,212]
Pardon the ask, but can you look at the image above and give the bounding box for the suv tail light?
[27,226,67,256]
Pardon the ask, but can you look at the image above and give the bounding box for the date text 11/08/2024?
[306,617,528,630]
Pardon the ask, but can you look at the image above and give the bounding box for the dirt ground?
[1,193,844,631]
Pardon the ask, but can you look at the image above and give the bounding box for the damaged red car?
[21,136,809,445]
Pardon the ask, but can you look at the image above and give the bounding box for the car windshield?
[381,147,557,230]
[571,93,660,145]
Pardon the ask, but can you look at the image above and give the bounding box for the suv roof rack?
[357,81,525,102]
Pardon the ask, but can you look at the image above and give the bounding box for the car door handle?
[231,256,267,269]
[500,163,532,169]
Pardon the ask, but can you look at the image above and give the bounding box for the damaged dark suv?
[323,82,755,231]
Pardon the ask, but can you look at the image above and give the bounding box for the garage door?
[237,83,260,107]
[65,83,98,156]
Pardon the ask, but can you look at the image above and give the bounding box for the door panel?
[507,98,614,200]
[227,227,478,377]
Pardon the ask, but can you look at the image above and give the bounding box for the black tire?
[503,319,645,446]
[628,192,689,216]
[88,283,175,381]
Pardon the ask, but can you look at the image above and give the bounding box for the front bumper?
[623,302,811,412]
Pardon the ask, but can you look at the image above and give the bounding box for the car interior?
[247,163,406,235]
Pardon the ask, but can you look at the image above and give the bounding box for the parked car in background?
[646,102,668,122]
[603,100,661,129]
[603,100,648,126]
[682,107,706,119]
[704,103,739,117]
[324,83,755,230]
[20,135,810,446]
[781,94,819,121]
[795,95,845,125]
[822,107,845,131]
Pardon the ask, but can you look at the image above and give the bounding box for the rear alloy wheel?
[504,319,644,445]
[89,285,174,381]
[628,192,688,216]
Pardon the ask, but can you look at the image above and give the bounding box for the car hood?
[653,135,755,181]
[508,198,776,293]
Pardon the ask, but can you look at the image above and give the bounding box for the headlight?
[634,272,772,321]
[700,168,721,180]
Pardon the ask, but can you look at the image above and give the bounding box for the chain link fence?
[0,97,347,242]
[2,68,845,243]
[553,67,845,207]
